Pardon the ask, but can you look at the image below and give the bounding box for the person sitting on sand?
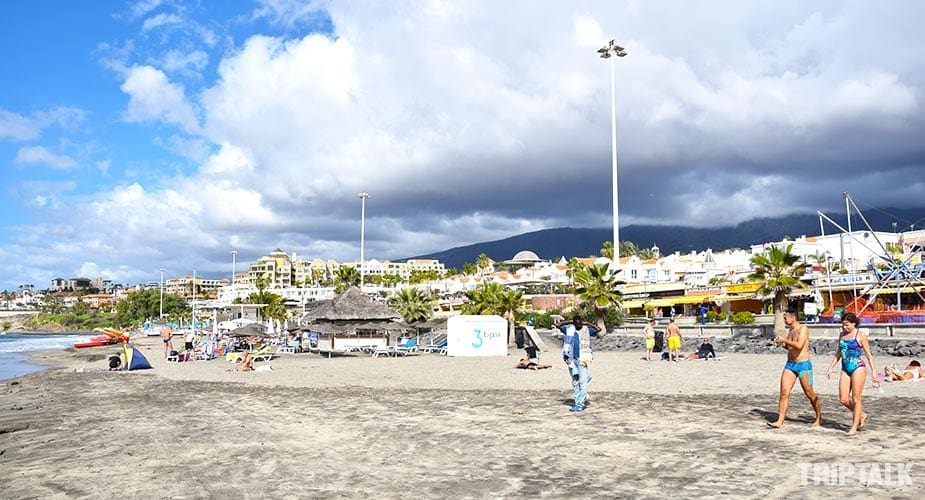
[685,338,716,360]
[515,358,551,370]
[884,360,923,381]
[232,352,254,372]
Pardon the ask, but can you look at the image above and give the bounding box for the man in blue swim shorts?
[768,308,822,428]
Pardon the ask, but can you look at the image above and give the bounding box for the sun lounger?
[422,340,447,353]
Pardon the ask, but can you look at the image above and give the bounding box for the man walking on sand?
[768,308,822,428]
[557,314,597,412]
[643,319,656,361]
[665,318,682,362]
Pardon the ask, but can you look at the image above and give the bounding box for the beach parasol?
[227,323,269,337]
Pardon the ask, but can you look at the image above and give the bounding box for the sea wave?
[0,334,93,353]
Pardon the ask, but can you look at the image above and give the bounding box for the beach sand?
[1,337,923,498]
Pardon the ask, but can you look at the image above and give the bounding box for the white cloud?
[0,109,40,141]
[13,146,78,170]
[0,106,86,141]
[4,0,925,291]
[142,13,182,32]
[129,0,165,20]
[159,49,208,73]
[120,65,200,134]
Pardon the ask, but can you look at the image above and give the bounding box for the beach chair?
[371,348,390,358]
[422,340,447,353]
[250,345,278,362]
[393,338,418,356]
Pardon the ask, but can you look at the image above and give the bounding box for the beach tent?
[121,344,153,370]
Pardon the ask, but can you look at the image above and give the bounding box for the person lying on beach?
[684,338,716,360]
[232,352,254,372]
[515,358,551,370]
[884,360,923,381]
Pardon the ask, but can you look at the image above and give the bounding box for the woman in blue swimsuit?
[825,312,880,435]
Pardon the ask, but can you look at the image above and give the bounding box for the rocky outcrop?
[539,328,925,358]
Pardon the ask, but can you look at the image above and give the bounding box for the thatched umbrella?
[302,287,401,322]
[227,323,269,337]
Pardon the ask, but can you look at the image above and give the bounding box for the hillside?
[403,207,925,270]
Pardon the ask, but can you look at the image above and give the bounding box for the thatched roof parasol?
[302,287,400,321]
[227,323,269,337]
[294,320,411,335]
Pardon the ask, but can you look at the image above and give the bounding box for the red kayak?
[74,335,118,348]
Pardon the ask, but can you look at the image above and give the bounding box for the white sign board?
[446,315,508,357]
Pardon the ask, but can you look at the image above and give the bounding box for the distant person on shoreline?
[768,308,822,429]
[160,326,173,359]
[643,319,656,361]
[826,312,879,435]
[665,318,682,362]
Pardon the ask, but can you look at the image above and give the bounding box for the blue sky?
[2,0,924,291]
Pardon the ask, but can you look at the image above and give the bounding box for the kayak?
[74,335,118,348]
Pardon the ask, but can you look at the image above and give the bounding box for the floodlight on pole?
[598,39,627,265]
[159,268,165,319]
[357,192,370,288]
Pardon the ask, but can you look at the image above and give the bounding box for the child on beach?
[643,319,656,361]
[768,308,822,429]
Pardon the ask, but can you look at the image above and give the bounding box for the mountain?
[404,207,925,270]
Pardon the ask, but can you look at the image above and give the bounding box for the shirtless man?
[768,308,822,428]
[160,325,174,359]
[665,318,682,362]
[643,319,656,361]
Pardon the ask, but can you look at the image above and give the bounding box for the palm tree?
[461,262,478,275]
[476,253,492,275]
[461,282,523,345]
[600,241,614,260]
[572,262,622,335]
[749,243,808,335]
[334,266,361,293]
[389,287,433,324]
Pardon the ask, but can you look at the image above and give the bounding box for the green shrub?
[706,311,728,323]
[731,311,755,325]
[1,322,10,331]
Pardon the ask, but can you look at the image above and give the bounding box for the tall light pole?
[357,192,370,288]
[597,39,627,264]
[159,268,165,320]
[231,250,237,289]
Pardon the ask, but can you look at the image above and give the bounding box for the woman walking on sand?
[825,312,880,435]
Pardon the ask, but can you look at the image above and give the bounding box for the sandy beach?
[2,336,923,499]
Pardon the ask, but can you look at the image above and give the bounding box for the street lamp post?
[159,268,165,320]
[231,250,237,292]
[357,192,370,288]
[597,39,627,264]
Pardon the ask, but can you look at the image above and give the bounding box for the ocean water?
[0,333,92,381]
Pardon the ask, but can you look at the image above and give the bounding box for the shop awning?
[866,287,924,295]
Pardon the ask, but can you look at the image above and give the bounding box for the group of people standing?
[556,308,901,436]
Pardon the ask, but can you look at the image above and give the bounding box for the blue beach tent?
[121,344,153,370]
